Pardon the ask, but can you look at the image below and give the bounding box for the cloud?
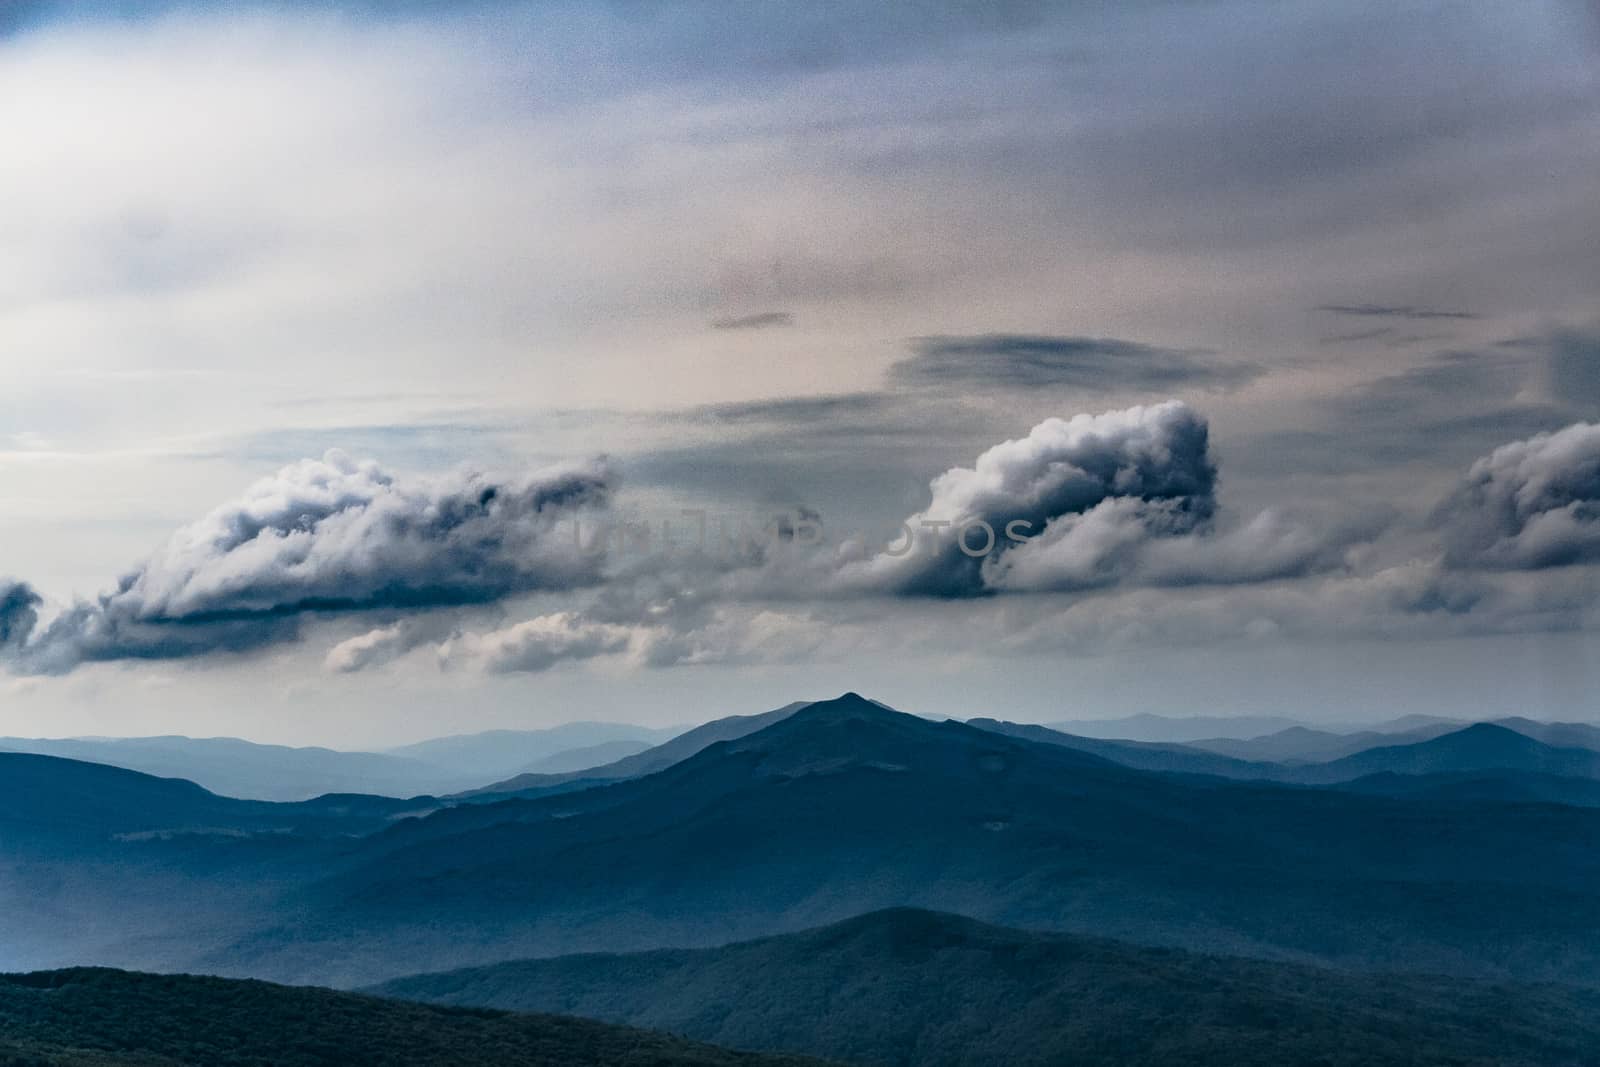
[680,392,890,426]
[830,401,1367,598]
[986,504,1362,593]
[629,606,833,668]
[323,615,462,674]
[1435,421,1600,570]
[837,401,1216,596]
[437,612,632,674]
[1317,304,1478,320]
[710,310,794,331]
[893,334,1262,393]
[3,451,615,673]
[0,581,41,647]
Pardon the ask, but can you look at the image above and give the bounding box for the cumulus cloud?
[323,616,464,674]
[988,505,1372,593]
[2,451,615,674]
[827,401,1364,598]
[837,401,1217,596]
[1436,421,1600,570]
[437,612,632,674]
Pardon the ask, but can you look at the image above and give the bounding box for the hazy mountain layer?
[461,702,811,797]
[981,719,1600,785]
[0,721,678,802]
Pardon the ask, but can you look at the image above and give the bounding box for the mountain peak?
[777,693,904,727]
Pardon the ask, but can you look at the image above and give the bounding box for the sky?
[2,0,1599,745]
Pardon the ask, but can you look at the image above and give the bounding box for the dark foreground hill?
[372,908,1600,1067]
[0,968,828,1067]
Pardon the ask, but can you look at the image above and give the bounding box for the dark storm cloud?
[1435,421,1600,570]
[1317,304,1479,321]
[0,581,42,647]
[710,311,794,331]
[0,452,615,674]
[893,335,1262,393]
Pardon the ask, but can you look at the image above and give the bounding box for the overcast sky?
[2,1,1598,744]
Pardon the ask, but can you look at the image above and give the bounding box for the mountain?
[1192,718,1600,764]
[0,753,439,974]
[461,701,811,797]
[1488,717,1600,752]
[206,695,1600,987]
[518,739,653,774]
[1188,723,1460,763]
[373,908,1600,1067]
[977,719,1600,788]
[1041,712,1308,742]
[0,735,466,803]
[385,722,681,784]
[1288,723,1600,785]
[1044,713,1469,745]
[0,723,689,802]
[1369,713,1472,732]
[0,752,438,845]
[0,968,828,1067]
[967,718,1275,778]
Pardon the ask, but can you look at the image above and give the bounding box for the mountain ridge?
[0,967,830,1067]
[370,907,1600,1067]
[201,695,1600,986]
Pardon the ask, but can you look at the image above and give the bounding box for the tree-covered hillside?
[0,968,830,1067]
[374,908,1600,1067]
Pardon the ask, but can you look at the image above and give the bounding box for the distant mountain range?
[0,735,454,803]
[8,708,1590,804]
[1187,723,1462,762]
[383,722,682,782]
[9,694,1600,997]
[1190,717,1600,764]
[1044,712,1312,741]
[1287,722,1600,784]
[373,907,1600,1067]
[460,701,812,797]
[192,696,1600,986]
[1042,712,1463,743]
[0,967,827,1067]
[0,721,680,801]
[974,718,1600,786]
